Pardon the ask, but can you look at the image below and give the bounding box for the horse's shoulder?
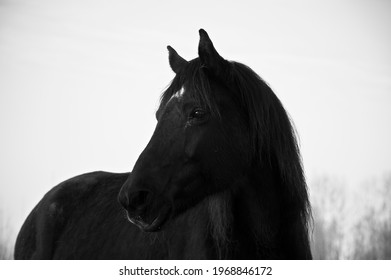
[35,171,129,220]
[48,171,129,199]
[14,171,131,259]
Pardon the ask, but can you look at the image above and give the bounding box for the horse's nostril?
[127,190,152,211]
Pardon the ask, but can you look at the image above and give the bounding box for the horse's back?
[14,171,132,259]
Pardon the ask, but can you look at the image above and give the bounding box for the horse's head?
[118,30,252,232]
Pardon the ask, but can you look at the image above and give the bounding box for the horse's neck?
[206,168,283,259]
[160,166,310,259]
[223,167,311,260]
[162,199,217,259]
[160,168,283,259]
[230,169,283,259]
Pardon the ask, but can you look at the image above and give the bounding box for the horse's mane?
[160,58,311,254]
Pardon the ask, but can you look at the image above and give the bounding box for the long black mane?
[161,58,311,254]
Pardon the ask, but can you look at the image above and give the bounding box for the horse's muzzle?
[119,188,172,232]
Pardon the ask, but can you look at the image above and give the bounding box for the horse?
[14,29,312,259]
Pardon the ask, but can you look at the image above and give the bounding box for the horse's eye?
[189,109,206,120]
[187,109,208,126]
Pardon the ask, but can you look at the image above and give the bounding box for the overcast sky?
[1,0,390,237]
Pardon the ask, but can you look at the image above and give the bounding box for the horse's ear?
[198,29,226,75]
[167,46,188,74]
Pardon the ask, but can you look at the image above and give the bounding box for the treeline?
[310,173,391,259]
[0,209,13,259]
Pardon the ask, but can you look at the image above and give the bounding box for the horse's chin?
[126,205,172,232]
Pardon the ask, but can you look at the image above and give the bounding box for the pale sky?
[1,0,390,241]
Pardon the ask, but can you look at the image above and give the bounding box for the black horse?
[14,29,312,259]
